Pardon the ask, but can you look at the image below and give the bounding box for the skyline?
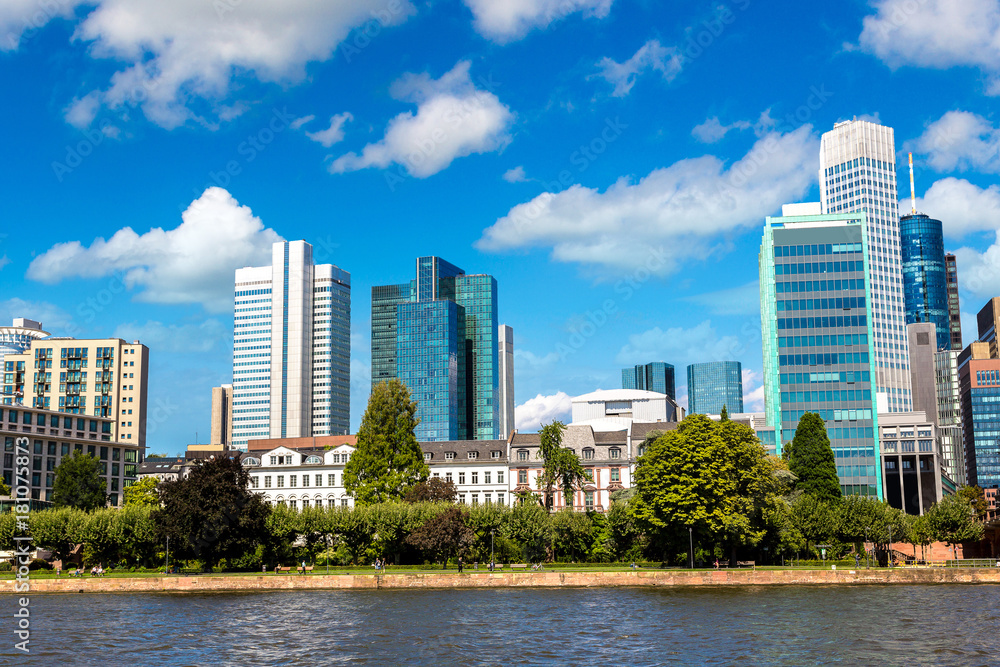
[2,1,1000,455]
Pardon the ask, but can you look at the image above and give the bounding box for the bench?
[277,566,292,574]
[510,564,527,570]
[298,566,313,573]
[736,561,756,568]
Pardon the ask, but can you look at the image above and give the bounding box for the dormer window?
[468,451,478,460]
[445,452,455,461]
[609,448,621,460]
[517,449,528,461]
[424,452,431,461]
[491,450,501,460]
[332,454,340,463]
[243,457,260,467]
[269,456,277,465]
[583,448,594,460]
[305,455,322,465]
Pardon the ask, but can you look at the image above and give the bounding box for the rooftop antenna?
[908,152,916,215]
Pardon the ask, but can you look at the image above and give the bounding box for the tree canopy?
[52,452,108,511]
[403,477,457,503]
[536,421,590,510]
[785,413,842,502]
[925,492,985,558]
[405,506,474,568]
[123,476,160,507]
[345,379,429,504]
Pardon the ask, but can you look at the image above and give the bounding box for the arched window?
[304,455,322,465]
[242,456,260,467]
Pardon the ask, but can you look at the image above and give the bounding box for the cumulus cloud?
[955,233,1000,300]
[503,166,528,182]
[858,0,1000,88]
[64,92,102,129]
[909,111,1000,174]
[27,187,283,312]
[16,0,414,128]
[594,39,683,97]
[477,125,818,274]
[330,61,513,178]
[290,115,315,130]
[907,177,1000,238]
[742,368,765,413]
[464,0,613,43]
[112,319,229,354]
[305,112,353,147]
[0,298,74,332]
[515,391,572,430]
[615,320,747,368]
[691,116,752,143]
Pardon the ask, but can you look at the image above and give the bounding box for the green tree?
[52,452,108,511]
[955,485,989,521]
[153,456,270,571]
[29,507,89,562]
[836,495,908,565]
[0,478,11,496]
[906,513,934,561]
[331,504,376,565]
[345,379,429,504]
[403,477,457,503]
[123,476,160,507]
[604,489,642,561]
[505,502,551,562]
[788,493,838,556]
[925,493,985,559]
[720,404,729,422]
[536,421,590,510]
[551,510,595,562]
[785,413,841,502]
[405,506,474,568]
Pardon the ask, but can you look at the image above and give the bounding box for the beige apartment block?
[210,384,233,446]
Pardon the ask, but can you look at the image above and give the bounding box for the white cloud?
[64,92,101,129]
[464,0,613,43]
[305,112,353,147]
[0,0,87,51]
[691,116,751,143]
[21,0,414,128]
[477,125,819,274]
[683,282,760,315]
[330,61,513,178]
[909,110,1000,174]
[515,391,572,430]
[0,298,74,332]
[615,320,746,368]
[858,0,1000,85]
[0,255,9,271]
[290,114,315,131]
[742,368,764,413]
[955,232,1000,300]
[594,39,683,97]
[907,177,1000,238]
[112,319,229,354]
[26,187,283,313]
[503,166,528,182]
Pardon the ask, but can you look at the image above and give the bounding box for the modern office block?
[878,411,943,515]
[3,338,149,451]
[907,323,939,425]
[231,240,351,451]
[371,257,500,442]
[957,298,1000,489]
[820,119,910,412]
[935,349,966,485]
[901,213,950,350]
[210,384,233,447]
[945,254,963,350]
[498,325,515,440]
[621,362,676,399]
[0,318,49,371]
[686,361,743,415]
[760,204,881,497]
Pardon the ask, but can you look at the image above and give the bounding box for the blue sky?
[2,0,999,455]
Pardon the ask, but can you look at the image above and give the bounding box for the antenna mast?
[908,152,916,215]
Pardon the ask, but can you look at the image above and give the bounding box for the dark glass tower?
[900,213,949,350]
[945,253,963,350]
[621,362,675,399]
[687,361,743,414]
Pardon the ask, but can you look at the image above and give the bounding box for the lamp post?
[888,524,893,568]
[688,526,694,569]
[490,529,495,570]
[165,535,169,574]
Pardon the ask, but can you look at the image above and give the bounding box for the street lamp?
[688,526,694,569]
[490,529,495,570]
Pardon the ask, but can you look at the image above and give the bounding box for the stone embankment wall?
[5,567,1000,594]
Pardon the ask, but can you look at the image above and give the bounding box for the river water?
[3,585,999,665]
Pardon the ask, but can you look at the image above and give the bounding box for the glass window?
[518,470,527,484]
[459,473,465,485]
[497,471,504,484]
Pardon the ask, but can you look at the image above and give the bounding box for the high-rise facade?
[945,253,963,349]
[760,204,881,497]
[820,120,910,413]
[231,240,351,451]
[210,384,233,447]
[900,213,949,350]
[3,338,149,450]
[686,361,743,414]
[621,362,675,399]
[499,325,515,440]
[935,348,966,484]
[957,298,1000,489]
[371,257,500,442]
[0,319,49,372]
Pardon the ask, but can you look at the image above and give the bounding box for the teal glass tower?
[760,205,882,498]
[900,212,949,350]
[687,361,743,414]
[621,362,675,399]
[372,257,499,442]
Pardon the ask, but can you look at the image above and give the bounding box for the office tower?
[957,297,1000,488]
[976,297,1000,355]
[231,240,351,451]
[3,338,149,450]
[0,319,49,371]
[686,361,743,414]
[945,254,963,349]
[760,203,881,497]
[210,384,233,447]
[621,362,676,399]
[900,213,949,350]
[906,323,939,424]
[499,325,515,440]
[935,348,966,484]
[820,119,910,412]
[371,257,499,442]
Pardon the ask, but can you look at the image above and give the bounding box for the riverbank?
[5,567,1000,593]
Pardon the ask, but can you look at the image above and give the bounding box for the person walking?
[458,557,464,573]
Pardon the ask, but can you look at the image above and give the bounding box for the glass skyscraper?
[687,361,743,415]
[231,240,351,451]
[945,253,963,350]
[820,120,910,413]
[760,204,882,498]
[900,212,949,350]
[371,257,500,442]
[621,362,675,399]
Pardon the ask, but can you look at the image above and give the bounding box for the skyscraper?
[935,348,966,484]
[621,362,675,399]
[945,253,963,349]
[371,257,500,442]
[687,361,743,414]
[900,212,949,350]
[499,324,515,440]
[231,240,351,451]
[210,384,233,447]
[820,119,910,413]
[760,203,881,497]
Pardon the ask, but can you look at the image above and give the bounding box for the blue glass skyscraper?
[687,361,743,414]
[621,362,675,399]
[901,212,949,350]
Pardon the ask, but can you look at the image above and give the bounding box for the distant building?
[498,325,515,440]
[0,318,49,371]
[621,362,675,399]
[687,361,743,415]
[878,411,944,515]
[958,298,1000,489]
[571,389,682,428]
[136,457,194,483]
[935,348,966,485]
[901,212,950,351]
[210,384,233,448]
[907,323,939,426]
[422,440,510,507]
[945,254,963,350]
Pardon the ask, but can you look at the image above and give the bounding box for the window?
[445,452,455,461]
[497,471,504,484]
[251,477,259,488]
[289,500,297,510]
[517,450,528,461]
[341,498,349,507]
[583,448,594,460]
[518,470,527,484]
[471,472,478,484]
[301,499,309,508]
[270,456,277,465]
[316,474,322,487]
[497,493,505,505]
[458,494,466,504]
[459,473,466,485]
[609,448,620,460]
[264,476,272,488]
[277,475,284,488]
[484,472,491,484]
[290,475,297,487]
[423,452,431,461]
[305,455,321,464]
[328,474,336,486]
[585,491,594,510]
[491,451,501,460]
[485,493,492,504]
[302,475,309,487]
[468,451,478,460]
[333,454,340,463]
[471,494,479,505]
[610,468,620,482]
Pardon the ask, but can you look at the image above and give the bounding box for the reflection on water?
[2,585,999,666]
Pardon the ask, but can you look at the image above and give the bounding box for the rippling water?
[3,585,1000,665]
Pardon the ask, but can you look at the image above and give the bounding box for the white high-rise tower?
[498,324,515,440]
[231,240,351,451]
[820,119,911,412]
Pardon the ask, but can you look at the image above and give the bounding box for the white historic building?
[246,444,356,509]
